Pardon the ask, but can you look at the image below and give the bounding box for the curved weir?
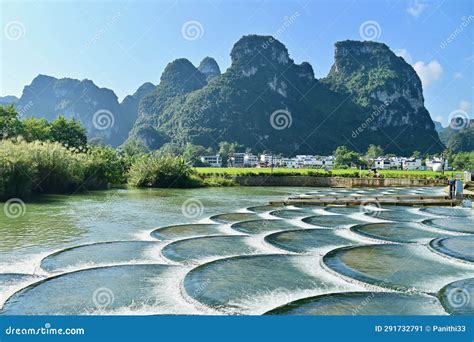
[430,236,474,263]
[161,235,262,264]
[231,219,299,235]
[183,254,360,314]
[265,229,356,253]
[265,292,446,315]
[438,278,474,315]
[423,217,474,234]
[40,241,163,272]
[1,264,191,315]
[351,222,447,243]
[150,224,222,240]
[323,244,474,293]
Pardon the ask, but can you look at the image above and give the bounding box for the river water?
[0,186,473,315]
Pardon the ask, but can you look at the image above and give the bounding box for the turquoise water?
[1,186,473,315]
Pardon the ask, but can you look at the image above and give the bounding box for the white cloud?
[395,49,412,63]
[453,72,463,79]
[459,100,471,111]
[413,60,443,87]
[406,0,427,18]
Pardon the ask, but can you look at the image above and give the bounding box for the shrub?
[200,176,237,187]
[0,139,124,200]
[128,154,200,188]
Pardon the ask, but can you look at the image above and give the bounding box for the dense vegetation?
[126,36,443,156]
[1,106,472,200]
[1,105,87,148]
[439,120,474,153]
[195,168,454,179]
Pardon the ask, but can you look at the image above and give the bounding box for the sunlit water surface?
[1,186,473,315]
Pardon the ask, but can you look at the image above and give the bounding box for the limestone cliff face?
[120,82,156,137]
[197,57,221,81]
[130,36,443,154]
[323,40,443,153]
[15,75,128,145]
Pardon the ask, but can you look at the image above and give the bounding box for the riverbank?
[229,175,447,187]
[195,168,449,187]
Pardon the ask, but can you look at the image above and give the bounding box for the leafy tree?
[0,105,23,138]
[218,141,244,166]
[121,138,148,156]
[365,144,384,159]
[49,116,87,148]
[23,117,51,141]
[451,152,474,171]
[183,143,212,165]
[158,143,183,156]
[334,146,363,168]
[411,151,421,159]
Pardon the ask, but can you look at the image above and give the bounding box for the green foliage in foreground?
[450,152,474,171]
[127,154,201,188]
[0,139,125,200]
[1,105,87,148]
[195,167,451,179]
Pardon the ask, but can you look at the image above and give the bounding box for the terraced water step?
[265,292,446,315]
[323,244,474,293]
[1,264,185,315]
[161,235,261,264]
[265,229,356,253]
[351,222,447,243]
[430,236,474,263]
[438,278,474,315]
[40,241,162,272]
[150,224,222,240]
[184,254,359,314]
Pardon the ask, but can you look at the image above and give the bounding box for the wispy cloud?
[459,100,471,112]
[406,0,427,18]
[413,60,443,87]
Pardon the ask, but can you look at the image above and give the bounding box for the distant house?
[200,155,222,167]
[243,153,259,167]
[230,152,246,167]
[281,158,299,168]
[402,158,422,170]
[425,157,448,172]
[374,157,391,169]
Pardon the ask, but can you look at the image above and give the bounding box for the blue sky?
[1,0,473,125]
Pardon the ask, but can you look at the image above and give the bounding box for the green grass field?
[194,167,451,179]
